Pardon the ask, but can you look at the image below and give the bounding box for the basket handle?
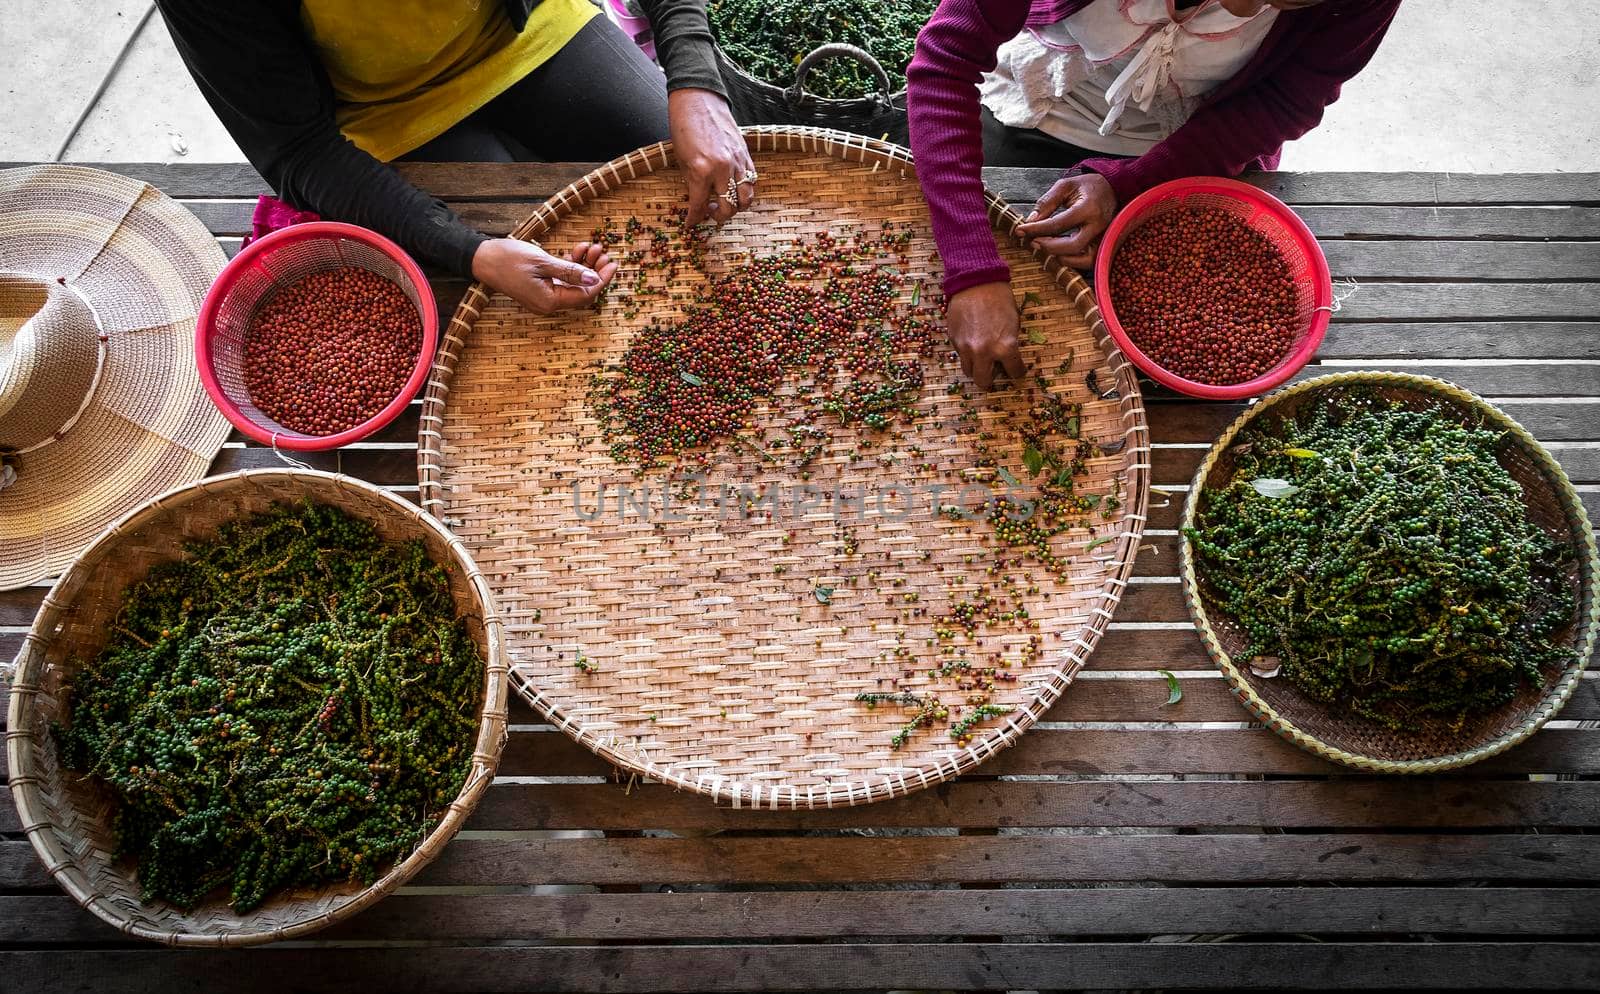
[785,43,894,111]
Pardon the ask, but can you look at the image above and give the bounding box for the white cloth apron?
[979,0,1279,156]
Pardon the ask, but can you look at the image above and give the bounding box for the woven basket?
[716,43,908,141]
[1180,372,1600,773]
[5,469,508,946]
[418,126,1149,808]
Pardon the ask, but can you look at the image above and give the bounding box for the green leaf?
[1158,669,1183,707]
[997,466,1022,488]
[1250,478,1301,499]
[1054,467,1076,488]
[679,370,704,387]
[1081,493,1102,508]
[1022,443,1045,476]
[814,586,834,605]
[910,283,922,306]
[1282,447,1322,459]
[1085,535,1116,553]
[1025,327,1047,345]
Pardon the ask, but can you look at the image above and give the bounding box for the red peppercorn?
[1108,206,1300,386]
[242,266,422,436]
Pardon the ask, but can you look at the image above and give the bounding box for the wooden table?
[3,164,1598,992]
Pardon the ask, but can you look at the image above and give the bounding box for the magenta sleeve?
[906,0,1034,298]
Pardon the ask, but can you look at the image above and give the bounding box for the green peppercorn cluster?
[708,0,936,100]
[55,501,484,913]
[1184,395,1577,731]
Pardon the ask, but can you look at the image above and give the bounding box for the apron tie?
[1100,21,1181,136]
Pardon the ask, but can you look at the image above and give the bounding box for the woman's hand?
[946,281,1026,391]
[1015,172,1118,270]
[668,88,756,225]
[472,238,618,315]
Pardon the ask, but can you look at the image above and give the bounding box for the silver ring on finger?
[738,168,759,186]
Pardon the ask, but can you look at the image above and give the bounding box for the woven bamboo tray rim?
[1179,371,1599,773]
[5,468,509,946]
[418,126,1149,808]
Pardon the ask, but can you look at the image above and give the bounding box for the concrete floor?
[2,0,1597,171]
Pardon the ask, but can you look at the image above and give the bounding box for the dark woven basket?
[715,43,908,142]
[1180,372,1599,773]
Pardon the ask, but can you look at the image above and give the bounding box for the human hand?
[471,238,618,315]
[946,281,1026,390]
[1014,172,1117,270]
[668,87,756,225]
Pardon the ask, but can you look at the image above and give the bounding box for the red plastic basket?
[196,222,437,451]
[1093,176,1331,401]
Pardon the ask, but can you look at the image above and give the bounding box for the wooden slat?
[1,834,1589,891]
[1326,285,1600,322]
[6,887,1597,946]
[457,780,1600,831]
[409,833,1600,887]
[493,726,1600,779]
[1322,323,1600,361]
[1319,241,1600,281]
[6,776,1600,837]
[21,164,1598,206]
[7,942,1599,992]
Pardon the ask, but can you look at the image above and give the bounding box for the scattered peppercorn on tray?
[419,128,1149,808]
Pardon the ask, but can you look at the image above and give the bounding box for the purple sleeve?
[906,0,1034,299]
[1079,1,1402,204]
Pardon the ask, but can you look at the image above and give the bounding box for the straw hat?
[0,165,231,590]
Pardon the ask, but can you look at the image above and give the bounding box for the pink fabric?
[907,0,1402,297]
[242,195,321,248]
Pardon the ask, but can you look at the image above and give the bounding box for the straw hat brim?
[0,165,231,590]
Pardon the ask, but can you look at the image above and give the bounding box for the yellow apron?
[301,0,598,162]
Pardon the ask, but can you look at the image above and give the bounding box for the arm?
[157,0,613,310]
[638,0,728,99]
[1079,0,1402,203]
[906,0,1033,299]
[638,0,753,225]
[156,0,487,277]
[906,0,1033,389]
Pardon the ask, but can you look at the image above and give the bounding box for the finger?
[957,344,974,382]
[532,252,602,288]
[545,282,604,311]
[999,343,1027,385]
[1062,240,1100,271]
[1016,196,1098,238]
[581,259,619,301]
[1024,178,1076,224]
[1032,220,1103,259]
[971,352,996,391]
[708,181,737,224]
[685,170,714,226]
[574,242,606,269]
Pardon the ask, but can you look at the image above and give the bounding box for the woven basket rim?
[1178,371,1600,773]
[5,467,509,945]
[416,125,1150,808]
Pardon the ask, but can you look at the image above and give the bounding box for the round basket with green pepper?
[1180,372,1598,772]
[706,0,936,135]
[6,470,506,945]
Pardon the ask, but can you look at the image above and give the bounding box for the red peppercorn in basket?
[1092,177,1332,401]
[196,222,438,450]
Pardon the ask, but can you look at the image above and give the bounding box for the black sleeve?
[638,0,728,99]
[156,0,489,279]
